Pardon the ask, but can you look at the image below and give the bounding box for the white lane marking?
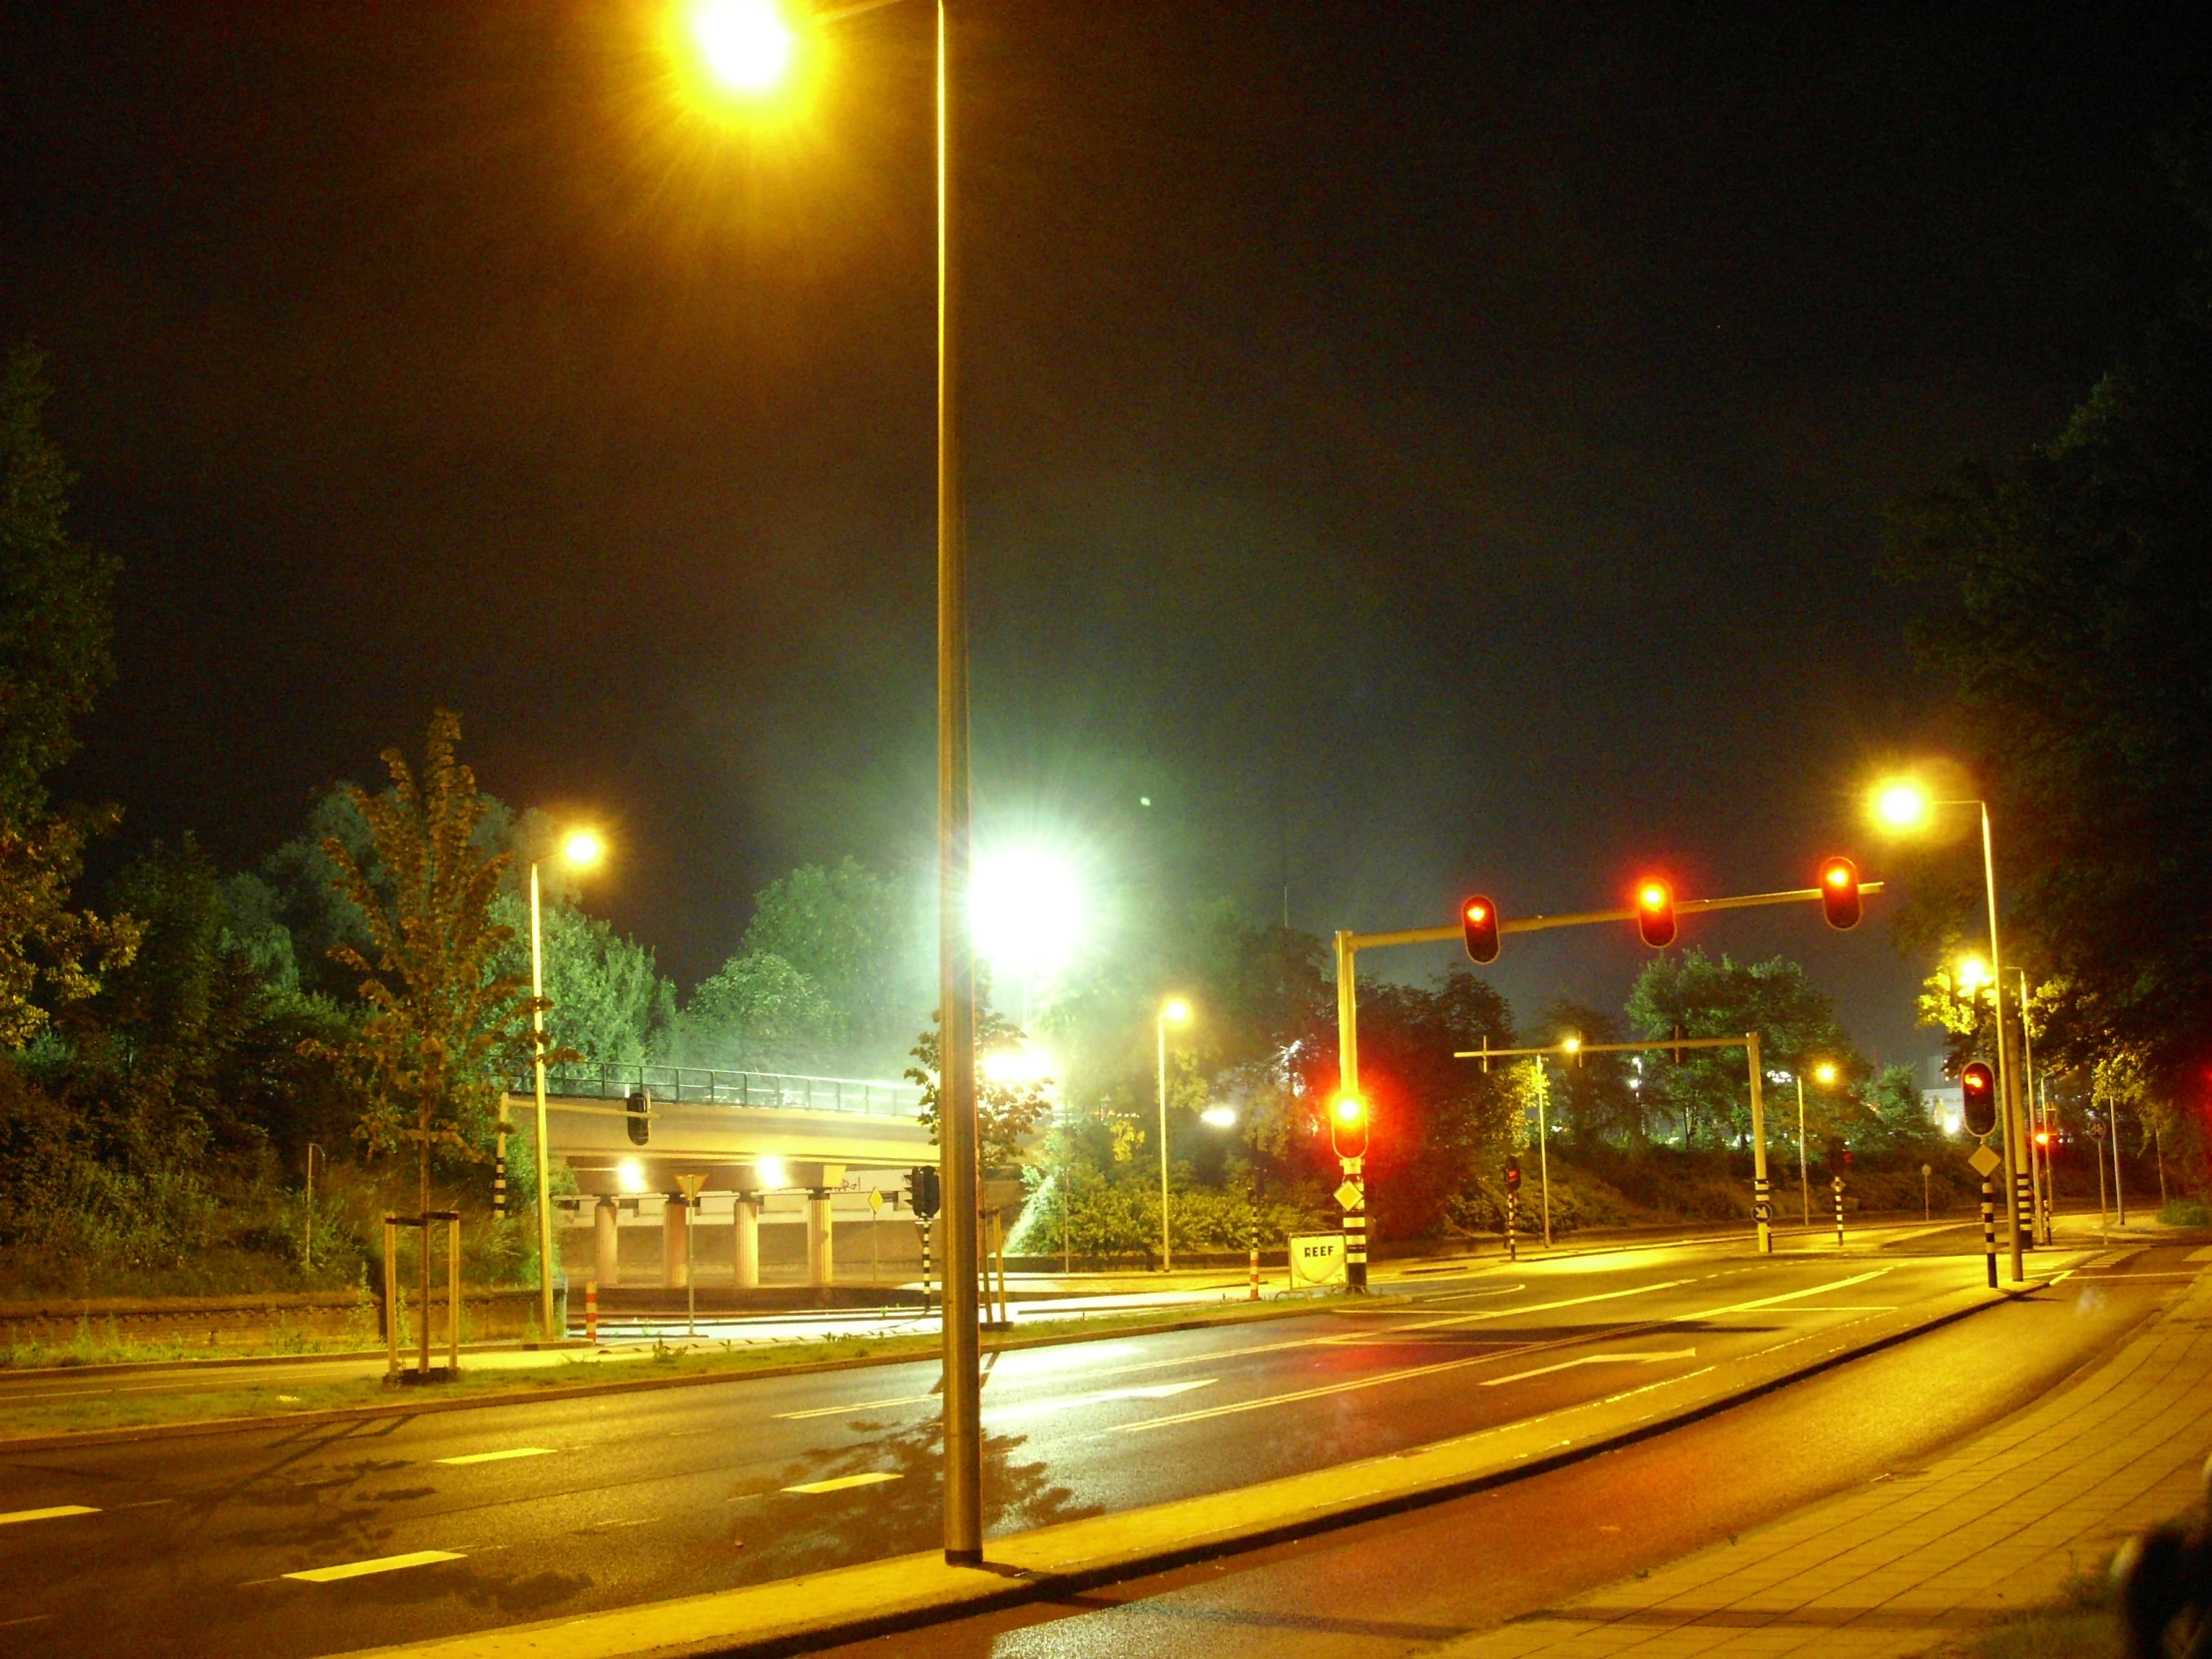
[1480,1349,1698,1386]
[283,1550,464,1583]
[1114,1269,1896,1434]
[991,1381,1215,1421]
[1390,1279,1700,1334]
[0,1505,98,1526]
[777,1393,937,1421]
[433,1446,556,1465]
[784,1471,902,1495]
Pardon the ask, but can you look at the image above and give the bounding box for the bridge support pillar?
[733,1192,761,1289]
[663,1195,690,1289]
[594,1198,620,1289]
[807,1190,833,1287]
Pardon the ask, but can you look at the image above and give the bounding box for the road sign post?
[675,1173,707,1337]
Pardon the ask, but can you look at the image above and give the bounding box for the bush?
[2159,1196,2210,1227]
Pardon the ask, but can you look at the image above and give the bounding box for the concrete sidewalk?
[1431,1244,2212,1659]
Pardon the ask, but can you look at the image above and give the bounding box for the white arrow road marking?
[283,1550,464,1583]
[1481,1349,1698,1386]
[0,1506,98,1526]
[783,1471,902,1495]
[990,1380,1216,1422]
[433,1446,556,1465]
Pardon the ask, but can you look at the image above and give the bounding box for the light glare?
[971,849,1086,981]
[562,828,606,868]
[1334,1094,1364,1124]
[1200,1105,1238,1129]
[690,0,796,94]
[756,1156,788,1189]
[618,1159,646,1194]
[1162,997,1192,1025]
[1875,781,1931,830]
[1956,956,1989,991]
[1814,1061,1838,1084]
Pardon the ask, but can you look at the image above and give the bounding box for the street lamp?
[1794,1062,1838,1228]
[1872,777,2024,1282]
[687,0,798,94]
[690,0,986,1565]
[1157,997,1192,1271]
[529,827,605,1341]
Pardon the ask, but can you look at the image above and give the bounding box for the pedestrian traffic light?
[907,1165,941,1220]
[1461,895,1500,964]
[1504,1155,1521,1194]
[1331,1092,1370,1159]
[1635,878,1676,948]
[1960,1062,1997,1137]
[625,1088,652,1147]
[1819,856,1863,930]
[1826,1136,1849,1179]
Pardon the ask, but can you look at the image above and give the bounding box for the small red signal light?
[1330,1092,1370,1158]
[1635,878,1676,948]
[1461,894,1500,964]
[2033,1128,2050,1148]
[1819,856,1863,929]
[1960,1061,1997,1137]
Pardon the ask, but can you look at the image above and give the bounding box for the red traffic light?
[1819,855,1863,930]
[2033,1128,2051,1148]
[1504,1155,1521,1193]
[1462,894,1500,964]
[1330,1092,1370,1158]
[1960,1061,1997,1138]
[1634,877,1677,949]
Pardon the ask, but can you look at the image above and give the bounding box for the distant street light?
[1794,1063,1839,1227]
[1200,1105,1238,1129]
[530,828,605,1341]
[1157,997,1192,1270]
[1871,775,2024,1282]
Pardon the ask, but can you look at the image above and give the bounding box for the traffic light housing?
[907,1165,941,1221]
[1826,1135,1849,1180]
[1462,895,1500,964]
[625,1088,652,1147]
[1635,878,1677,949]
[1330,1091,1370,1159]
[1819,856,1863,930]
[1960,1062,1997,1137]
[1504,1155,1521,1194]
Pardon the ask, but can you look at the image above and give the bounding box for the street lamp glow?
[689,0,796,94]
[971,848,1085,981]
[1162,996,1192,1025]
[1561,1033,1582,1055]
[1956,955,1990,992]
[1814,1061,1838,1085]
[1874,780,1932,830]
[982,1047,1054,1086]
[1200,1105,1238,1129]
[561,828,605,868]
[756,1156,787,1190]
[618,1159,647,1195]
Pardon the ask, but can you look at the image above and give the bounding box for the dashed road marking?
[778,1393,936,1421]
[0,1506,98,1526]
[283,1550,464,1583]
[1481,1349,1697,1386]
[783,1472,902,1494]
[433,1446,556,1465]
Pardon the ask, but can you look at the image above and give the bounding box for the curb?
[335,1268,2068,1659]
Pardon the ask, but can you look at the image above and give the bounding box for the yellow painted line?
[284,1550,464,1583]
[1480,1349,1697,1387]
[433,1447,556,1465]
[1114,1350,1519,1432]
[783,1472,903,1495]
[777,1394,936,1421]
[0,1505,99,1526]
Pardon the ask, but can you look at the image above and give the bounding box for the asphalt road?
[812,1238,2201,1659]
[0,1233,2148,1659]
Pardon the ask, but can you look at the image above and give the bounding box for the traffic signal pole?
[1334,876,1882,1266]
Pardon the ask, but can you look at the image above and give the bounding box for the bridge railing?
[519,1062,924,1118]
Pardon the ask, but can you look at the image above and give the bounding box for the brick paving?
[1427,1241,2212,1659]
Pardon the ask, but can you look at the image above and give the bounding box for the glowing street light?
[1200,1105,1238,1129]
[971,848,1085,1006]
[1157,996,1193,1272]
[688,0,798,95]
[1955,955,1990,993]
[1870,772,2023,1282]
[1794,1062,1840,1227]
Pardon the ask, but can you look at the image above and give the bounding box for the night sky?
[2,2,2202,1064]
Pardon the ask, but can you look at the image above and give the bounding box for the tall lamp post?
[1156,998,1192,1271]
[530,829,604,1341]
[685,0,980,1561]
[1794,1061,1837,1228]
[1874,780,2024,1283]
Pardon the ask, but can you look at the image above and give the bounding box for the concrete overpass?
[522,1065,935,1293]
